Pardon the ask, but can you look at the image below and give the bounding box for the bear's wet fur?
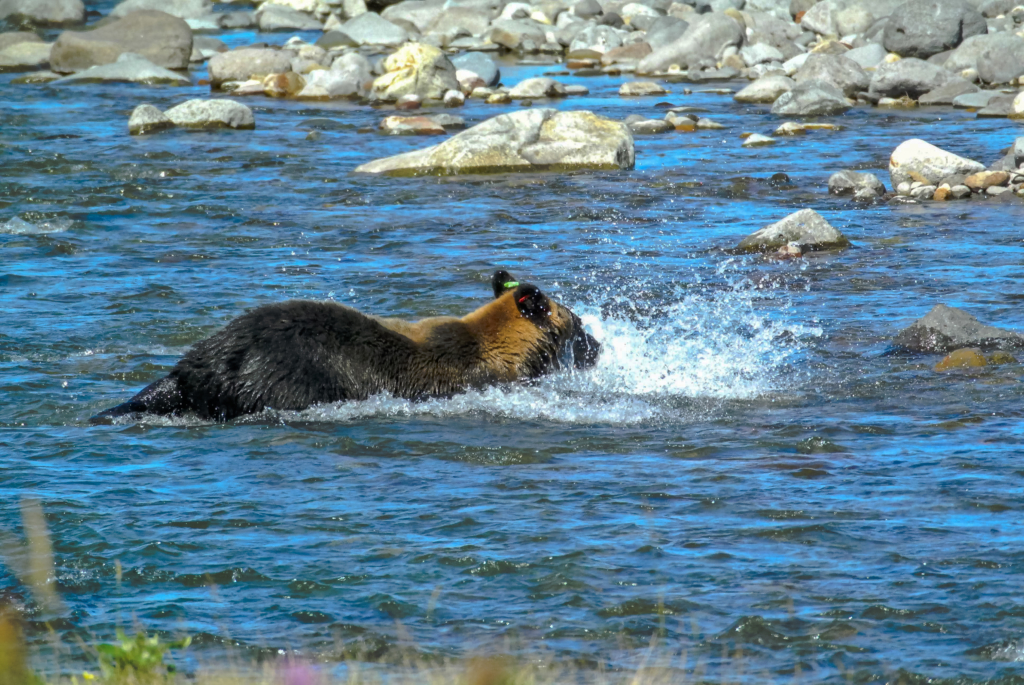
[93,271,600,422]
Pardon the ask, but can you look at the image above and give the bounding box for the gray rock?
[53,51,190,84]
[382,0,443,32]
[736,208,851,252]
[894,304,1024,352]
[868,57,953,98]
[976,34,1024,85]
[629,117,673,133]
[0,0,84,25]
[794,53,869,97]
[218,11,254,29]
[298,51,372,98]
[978,0,1013,16]
[644,16,689,50]
[110,0,211,19]
[258,4,322,30]
[845,43,888,69]
[488,18,547,50]
[128,103,173,134]
[944,33,1001,74]
[342,12,409,46]
[799,0,838,35]
[208,48,292,88]
[917,78,977,105]
[572,0,602,19]
[451,51,498,85]
[637,13,744,74]
[50,10,191,73]
[740,42,784,66]
[509,76,567,98]
[164,98,255,129]
[829,169,886,196]
[0,30,42,51]
[734,72,794,103]
[568,24,623,54]
[355,108,635,175]
[1014,136,1024,167]
[882,0,986,59]
[770,79,851,116]
[0,38,49,69]
[836,4,874,34]
[427,7,490,37]
[316,30,357,49]
[889,138,984,186]
[976,93,1014,117]
[951,90,998,108]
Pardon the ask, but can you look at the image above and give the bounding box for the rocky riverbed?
[3,0,1024,682]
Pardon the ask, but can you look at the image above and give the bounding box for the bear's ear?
[513,284,551,322]
[491,270,519,299]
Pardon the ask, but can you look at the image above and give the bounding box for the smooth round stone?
[934,348,987,372]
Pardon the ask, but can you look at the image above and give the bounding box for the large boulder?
[868,57,953,98]
[354,109,634,176]
[110,0,211,19]
[53,51,190,84]
[164,98,255,129]
[637,13,743,74]
[50,10,191,73]
[793,53,869,97]
[734,73,794,103]
[894,304,1024,352]
[770,80,851,116]
[428,7,491,38]
[976,34,1024,85]
[889,138,984,186]
[370,42,459,102]
[882,0,986,59]
[298,51,371,98]
[208,47,292,88]
[381,0,443,32]
[736,209,851,252]
[0,0,84,26]
[342,12,408,46]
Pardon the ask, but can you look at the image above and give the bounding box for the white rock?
[737,208,850,252]
[164,99,255,129]
[889,138,985,187]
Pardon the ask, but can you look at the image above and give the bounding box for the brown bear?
[92,271,600,422]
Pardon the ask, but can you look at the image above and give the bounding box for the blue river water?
[2,29,1024,683]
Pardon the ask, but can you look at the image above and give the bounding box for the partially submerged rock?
[0,38,49,70]
[828,169,886,197]
[733,74,794,103]
[128,103,173,134]
[934,347,986,371]
[736,208,850,253]
[619,80,668,96]
[355,109,634,176]
[894,304,1024,352]
[164,98,255,129]
[889,139,984,187]
[770,80,850,117]
[208,47,293,89]
[508,77,566,99]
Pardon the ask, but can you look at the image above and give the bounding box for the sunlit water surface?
[2,30,1024,683]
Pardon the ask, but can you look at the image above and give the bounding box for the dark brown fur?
[93,273,600,422]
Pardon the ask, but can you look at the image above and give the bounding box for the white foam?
[0,216,72,235]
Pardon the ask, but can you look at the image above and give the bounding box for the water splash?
[287,281,820,426]
[0,216,72,235]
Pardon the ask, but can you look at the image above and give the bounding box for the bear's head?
[490,270,601,371]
